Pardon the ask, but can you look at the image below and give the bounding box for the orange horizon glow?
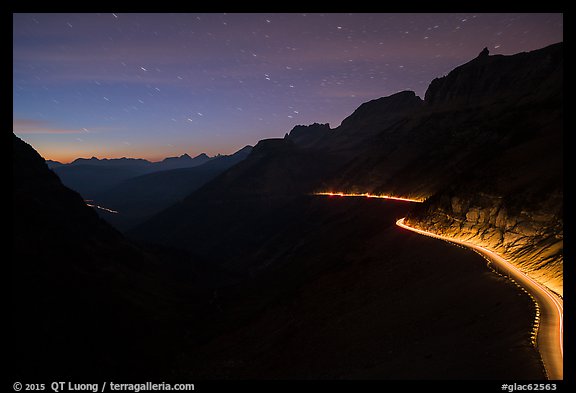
[15,132,240,164]
[34,145,209,164]
[44,153,177,164]
[30,143,243,164]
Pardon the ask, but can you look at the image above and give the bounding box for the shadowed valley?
[12,43,562,380]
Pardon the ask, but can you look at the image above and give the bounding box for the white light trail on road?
[396,217,563,380]
[85,200,119,214]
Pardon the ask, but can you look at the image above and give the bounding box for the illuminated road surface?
[396,218,563,380]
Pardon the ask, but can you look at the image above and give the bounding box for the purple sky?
[13,13,563,163]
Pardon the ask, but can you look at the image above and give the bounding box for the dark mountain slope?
[52,152,213,199]
[284,122,331,148]
[401,44,563,295]
[158,152,211,170]
[425,45,562,107]
[129,138,345,264]
[129,90,425,250]
[12,134,197,378]
[172,196,544,379]
[51,162,151,199]
[45,159,63,168]
[16,143,544,378]
[323,43,562,198]
[132,44,562,266]
[14,43,562,380]
[309,44,563,295]
[90,145,253,231]
[125,44,560,379]
[319,90,424,155]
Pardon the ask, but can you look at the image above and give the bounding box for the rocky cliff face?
[405,191,563,296]
[338,90,423,131]
[424,45,562,107]
[133,43,563,298]
[284,122,331,148]
[320,90,423,155]
[123,44,561,378]
[404,43,563,296]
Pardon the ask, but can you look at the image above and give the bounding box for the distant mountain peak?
[337,90,423,131]
[229,145,253,158]
[45,159,63,169]
[287,123,330,135]
[163,154,183,162]
[69,156,152,165]
[252,138,294,156]
[157,152,212,170]
[284,123,331,148]
[163,152,209,162]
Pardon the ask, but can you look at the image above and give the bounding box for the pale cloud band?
[13,118,84,134]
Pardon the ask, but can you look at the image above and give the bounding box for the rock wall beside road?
[406,191,563,296]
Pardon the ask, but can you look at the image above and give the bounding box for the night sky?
[13,13,563,163]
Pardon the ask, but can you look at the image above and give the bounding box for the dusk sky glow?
[13,13,563,163]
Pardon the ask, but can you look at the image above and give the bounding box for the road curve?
[396,218,563,380]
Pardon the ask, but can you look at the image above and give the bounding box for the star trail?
[13,13,563,162]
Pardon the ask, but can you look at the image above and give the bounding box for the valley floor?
[172,197,545,379]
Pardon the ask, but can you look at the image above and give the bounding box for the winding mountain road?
[396,218,563,380]
[314,192,563,379]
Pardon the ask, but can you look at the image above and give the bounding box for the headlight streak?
[313,191,426,203]
[84,200,119,214]
[396,217,563,380]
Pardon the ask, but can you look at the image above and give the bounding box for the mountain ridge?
[48,146,251,201]
[90,145,254,231]
[13,42,562,380]
[12,133,199,377]
[131,42,563,297]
